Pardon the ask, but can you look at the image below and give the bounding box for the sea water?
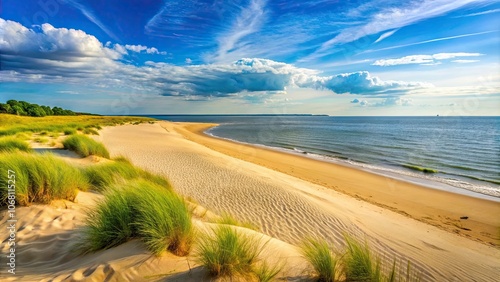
[149,115,500,200]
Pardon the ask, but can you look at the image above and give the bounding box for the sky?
[0,0,499,115]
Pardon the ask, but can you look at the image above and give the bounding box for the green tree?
[0,103,13,114]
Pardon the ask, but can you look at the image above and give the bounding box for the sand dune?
[3,122,499,281]
[91,122,500,281]
[1,191,306,281]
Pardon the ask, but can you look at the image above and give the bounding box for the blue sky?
[0,0,499,115]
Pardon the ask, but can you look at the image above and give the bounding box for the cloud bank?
[372,52,482,66]
[0,18,430,100]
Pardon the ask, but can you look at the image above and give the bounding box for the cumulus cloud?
[0,19,431,100]
[373,52,482,66]
[123,44,166,55]
[293,71,431,94]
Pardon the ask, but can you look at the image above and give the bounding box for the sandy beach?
[3,121,499,281]
[93,122,499,281]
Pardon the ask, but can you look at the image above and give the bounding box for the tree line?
[0,100,80,117]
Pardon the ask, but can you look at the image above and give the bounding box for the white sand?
[94,122,500,281]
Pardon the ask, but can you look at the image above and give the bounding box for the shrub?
[63,128,76,135]
[81,180,192,256]
[343,235,381,282]
[62,135,110,158]
[0,153,88,206]
[0,137,32,153]
[301,238,339,282]
[196,225,262,277]
[83,159,171,192]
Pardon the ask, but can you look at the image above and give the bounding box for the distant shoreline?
[202,123,500,202]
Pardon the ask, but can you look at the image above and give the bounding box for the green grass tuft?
[82,128,99,135]
[62,135,110,158]
[343,234,381,282]
[196,225,263,277]
[0,152,88,206]
[0,137,32,153]
[301,238,339,282]
[254,261,283,282]
[83,160,171,192]
[80,180,192,256]
[63,128,77,135]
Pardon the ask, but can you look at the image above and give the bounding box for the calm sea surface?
[148,115,500,200]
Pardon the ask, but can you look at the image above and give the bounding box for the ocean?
[148,115,500,200]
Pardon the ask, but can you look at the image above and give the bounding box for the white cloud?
[207,0,267,63]
[373,52,482,66]
[121,44,166,55]
[305,0,490,61]
[185,58,192,64]
[65,0,120,42]
[452,59,479,63]
[0,19,431,101]
[374,29,398,43]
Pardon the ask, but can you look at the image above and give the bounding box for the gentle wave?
[205,128,500,199]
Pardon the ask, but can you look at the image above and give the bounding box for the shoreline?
[174,122,500,247]
[203,125,500,202]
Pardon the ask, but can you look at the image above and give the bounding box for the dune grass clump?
[0,153,88,206]
[62,135,110,158]
[0,137,32,153]
[83,158,170,192]
[81,180,193,256]
[301,238,339,282]
[343,235,381,282]
[254,261,283,282]
[63,128,77,135]
[196,225,263,277]
[82,128,99,135]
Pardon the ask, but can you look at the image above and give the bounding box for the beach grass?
[0,152,88,206]
[0,137,32,153]
[254,261,283,282]
[62,135,110,158]
[196,225,262,277]
[63,128,77,135]
[82,128,99,135]
[0,114,154,136]
[343,234,381,282]
[301,238,339,282]
[132,181,193,256]
[83,158,171,192]
[81,180,193,256]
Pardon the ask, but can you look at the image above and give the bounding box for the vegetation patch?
[301,238,339,282]
[83,158,171,192]
[0,152,88,206]
[80,180,193,256]
[196,225,263,277]
[0,137,32,153]
[62,135,110,158]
